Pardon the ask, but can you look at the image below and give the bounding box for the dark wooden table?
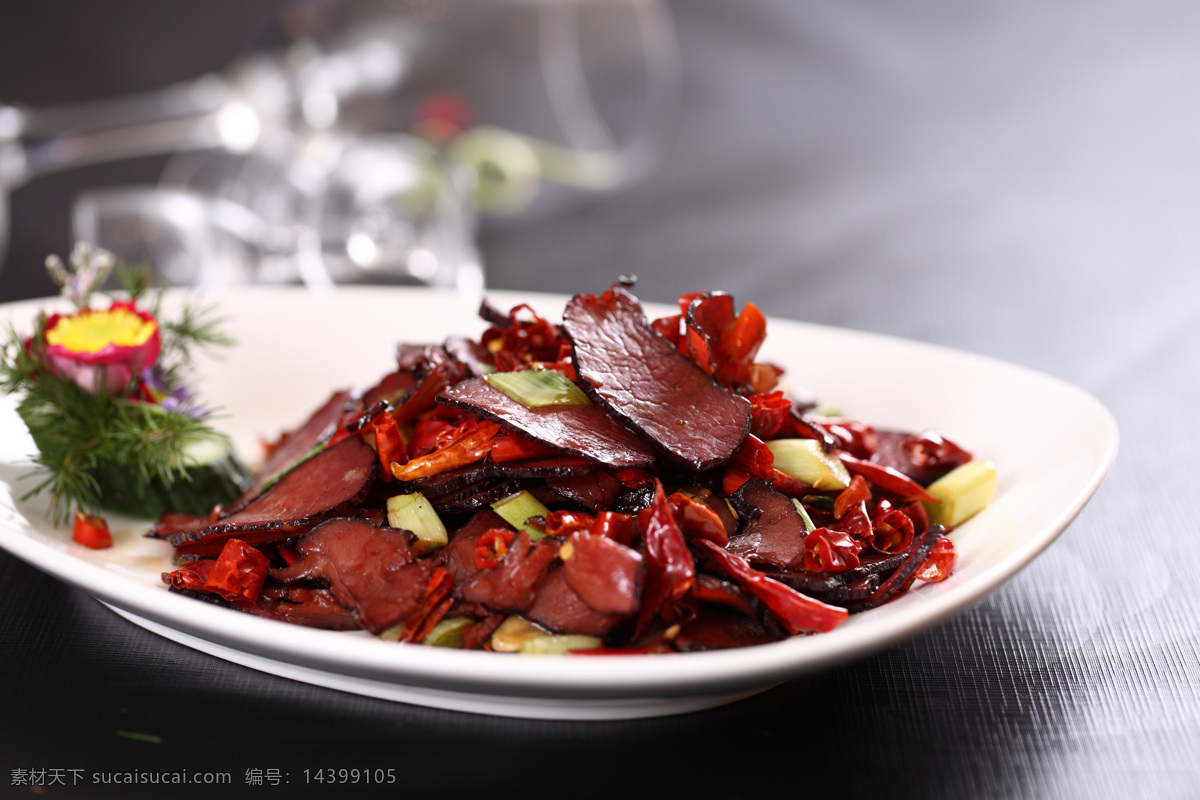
[3,2,1197,797]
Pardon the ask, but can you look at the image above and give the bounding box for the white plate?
[0,286,1118,720]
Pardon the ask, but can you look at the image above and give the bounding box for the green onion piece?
[519,634,603,655]
[421,616,474,648]
[923,460,997,527]
[489,615,548,652]
[484,369,591,408]
[386,492,448,551]
[490,490,552,540]
[766,439,851,491]
[379,623,406,642]
[791,498,817,532]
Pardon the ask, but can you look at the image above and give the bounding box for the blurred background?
[4,0,1195,366]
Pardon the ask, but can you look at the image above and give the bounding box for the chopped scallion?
[767,438,851,490]
[386,492,448,551]
[490,490,552,540]
[484,369,591,407]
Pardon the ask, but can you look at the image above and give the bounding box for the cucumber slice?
[92,431,251,519]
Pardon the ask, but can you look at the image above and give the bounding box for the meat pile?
[155,280,969,653]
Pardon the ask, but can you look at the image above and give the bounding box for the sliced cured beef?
[239,388,358,502]
[437,376,656,469]
[545,470,622,513]
[524,567,623,637]
[239,586,359,630]
[561,531,643,616]
[443,508,511,584]
[725,479,808,571]
[563,283,752,470]
[269,516,437,634]
[165,435,378,551]
[457,531,559,612]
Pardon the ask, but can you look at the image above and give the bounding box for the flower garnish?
[0,243,249,526]
[42,301,162,396]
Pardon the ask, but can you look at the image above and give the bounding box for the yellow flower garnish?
[44,306,157,354]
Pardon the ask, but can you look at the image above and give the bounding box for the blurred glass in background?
[0,0,678,292]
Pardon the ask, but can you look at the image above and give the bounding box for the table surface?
[2,2,1198,798]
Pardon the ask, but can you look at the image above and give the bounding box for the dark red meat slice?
[562,531,643,616]
[239,585,359,630]
[165,435,378,549]
[443,335,495,377]
[267,516,436,634]
[545,470,622,512]
[393,346,469,425]
[437,376,656,469]
[171,523,317,559]
[458,530,559,612]
[442,508,510,584]
[361,368,418,410]
[725,479,808,571]
[673,605,779,651]
[246,388,357,500]
[524,567,622,637]
[563,283,752,470]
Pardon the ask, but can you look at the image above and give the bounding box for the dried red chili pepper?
[729,434,775,481]
[400,567,456,644]
[838,452,937,503]
[694,539,848,634]
[162,558,214,593]
[72,510,112,549]
[407,417,459,458]
[749,391,791,440]
[392,420,501,481]
[369,412,407,481]
[668,492,729,546]
[475,529,516,571]
[834,474,872,520]
[635,481,696,636]
[543,509,595,538]
[902,431,972,475]
[871,508,916,555]
[649,313,683,346]
[769,468,811,497]
[803,528,863,572]
[832,501,873,543]
[488,431,558,464]
[915,536,957,582]
[204,538,270,603]
[817,418,877,459]
[723,467,752,495]
[480,303,571,369]
[591,511,634,546]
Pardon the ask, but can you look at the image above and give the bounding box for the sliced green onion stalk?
[767,438,851,491]
[421,616,474,648]
[923,460,997,528]
[386,492,448,551]
[484,369,591,408]
[489,615,548,652]
[791,498,817,532]
[519,634,603,655]
[490,490,551,540]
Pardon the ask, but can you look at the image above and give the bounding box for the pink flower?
[42,301,162,396]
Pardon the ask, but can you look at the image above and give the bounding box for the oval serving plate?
[0,287,1117,720]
